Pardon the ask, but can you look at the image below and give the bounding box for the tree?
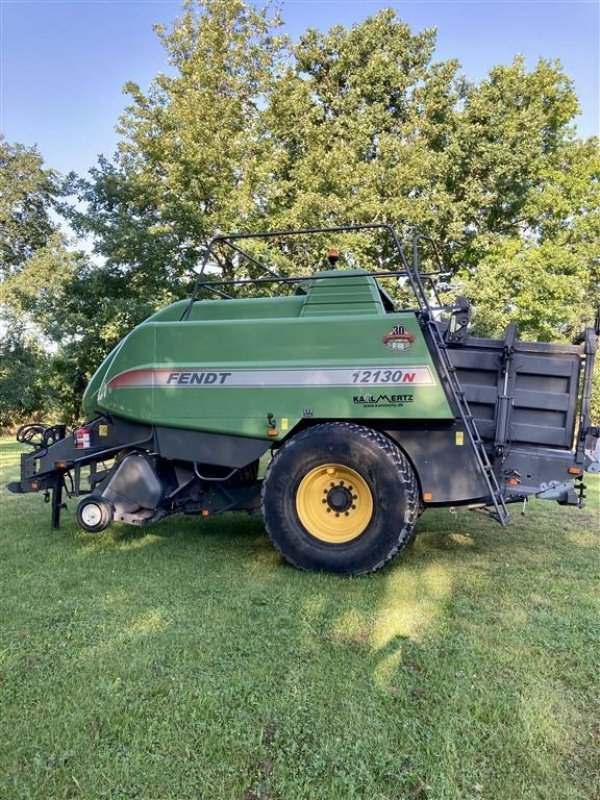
[0,138,62,280]
[458,74,600,340]
[261,11,465,239]
[262,29,599,340]
[0,329,51,428]
[1,137,78,322]
[70,0,285,289]
[0,138,76,425]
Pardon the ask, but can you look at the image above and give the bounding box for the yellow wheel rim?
[296,463,373,544]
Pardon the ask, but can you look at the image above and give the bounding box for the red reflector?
[75,427,91,448]
[568,467,582,475]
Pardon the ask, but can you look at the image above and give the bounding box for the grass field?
[1,437,599,800]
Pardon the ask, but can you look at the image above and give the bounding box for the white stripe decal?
[108,366,436,389]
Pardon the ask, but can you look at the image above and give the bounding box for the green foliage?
[70,0,286,286]
[0,139,76,340]
[0,138,61,278]
[0,331,54,427]
[0,139,81,425]
[461,104,600,342]
[263,12,463,236]
[466,239,591,341]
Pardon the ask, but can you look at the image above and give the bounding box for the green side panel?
[82,297,307,417]
[83,302,196,415]
[84,273,454,440]
[83,340,126,418]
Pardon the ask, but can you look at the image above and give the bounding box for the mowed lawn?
[1,438,599,800]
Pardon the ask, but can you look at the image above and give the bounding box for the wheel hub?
[326,484,353,513]
[81,502,103,527]
[295,463,373,543]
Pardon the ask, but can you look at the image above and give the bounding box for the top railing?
[183,223,449,320]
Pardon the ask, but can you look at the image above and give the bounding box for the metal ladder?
[401,236,510,524]
[425,316,511,524]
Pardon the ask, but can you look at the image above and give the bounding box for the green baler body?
[10,233,595,563]
[83,272,452,439]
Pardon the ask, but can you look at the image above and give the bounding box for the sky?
[1,0,599,178]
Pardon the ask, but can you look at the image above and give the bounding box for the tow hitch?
[10,424,70,527]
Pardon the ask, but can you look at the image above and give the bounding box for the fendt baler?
[8,225,600,575]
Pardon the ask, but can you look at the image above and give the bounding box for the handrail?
[183,224,444,320]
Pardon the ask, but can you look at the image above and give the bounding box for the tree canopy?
[2,0,599,424]
[0,138,76,424]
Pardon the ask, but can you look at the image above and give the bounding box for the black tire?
[76,496,114,533]
[261,422,419,575]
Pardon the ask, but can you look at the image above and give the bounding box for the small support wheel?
[76,496,114,533]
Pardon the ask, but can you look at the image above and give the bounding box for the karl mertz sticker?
[107,366,435,389]
[383,324,415,352]
[353,393,414,408]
